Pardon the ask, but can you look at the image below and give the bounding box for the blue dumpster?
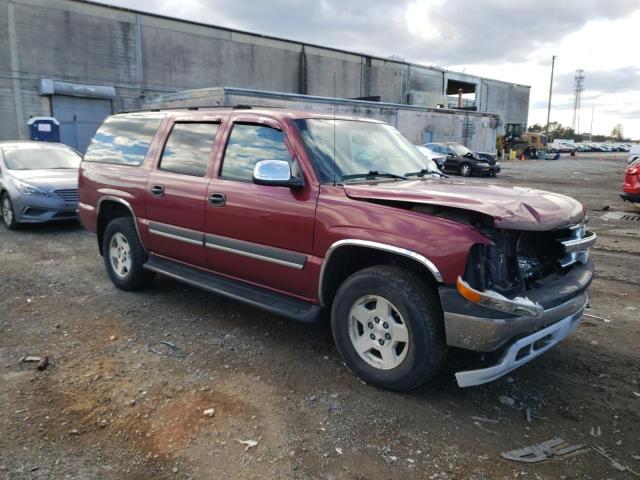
[27,117,60,143]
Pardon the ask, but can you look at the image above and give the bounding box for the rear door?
[145,116,222,267]
[203,115,317,299]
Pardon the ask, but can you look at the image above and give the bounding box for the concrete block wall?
[0,0,529,143]
[142,87,499,152]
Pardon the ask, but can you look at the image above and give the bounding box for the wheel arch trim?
[318,239,443,306]
[97,195,145,253]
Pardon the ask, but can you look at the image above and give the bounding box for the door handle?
[151,185,164,197]
[208,192,226,207]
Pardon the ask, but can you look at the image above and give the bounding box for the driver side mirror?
[252,160,304,188]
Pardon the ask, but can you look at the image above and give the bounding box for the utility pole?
[571,69,585,132]
[589,104,595,141]
[545,55,556,142]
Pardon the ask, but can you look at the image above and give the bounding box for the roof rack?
[120,104,285,114]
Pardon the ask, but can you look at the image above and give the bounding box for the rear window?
[83,115,163,166]
[159,123,219,177]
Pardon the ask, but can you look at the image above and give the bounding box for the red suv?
[621,159,640,203]
[78,108,595,390]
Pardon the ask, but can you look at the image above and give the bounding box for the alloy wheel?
[348,295,410,370]
[109,232,132,279]
[2,196,13,227]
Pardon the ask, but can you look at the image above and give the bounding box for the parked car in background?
[474,151,498,163]
[0,141,81,229]
[415,145,446,171]
[540,149,560,160]
[628,144,640,165]
[621,158,640,203]
[425,142,500,177]
[78,108,594,390]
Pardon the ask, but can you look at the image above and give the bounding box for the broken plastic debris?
[500,438,585,463]
[203,408,215,417]
[335,447,343,455]
[235,439,258,451]
[21,356,42,363]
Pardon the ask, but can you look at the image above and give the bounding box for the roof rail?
[119,104,286,114]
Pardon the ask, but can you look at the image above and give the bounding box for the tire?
[1,193,18,230]
[459,162,472,177]
[102,217,154,290]
[331,265,446,391]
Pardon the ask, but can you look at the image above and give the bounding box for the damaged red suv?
[78,108,595,390]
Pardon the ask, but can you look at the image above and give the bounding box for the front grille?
[54,188,79,203]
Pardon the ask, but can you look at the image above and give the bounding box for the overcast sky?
[99,0,640,139]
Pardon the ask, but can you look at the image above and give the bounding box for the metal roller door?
[52,95,112,153]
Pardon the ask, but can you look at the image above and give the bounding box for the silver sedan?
[0,141,81,229]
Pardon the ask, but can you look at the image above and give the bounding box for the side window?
[84,115,163,166]
[221,124,293,182]
[159,123,219,177]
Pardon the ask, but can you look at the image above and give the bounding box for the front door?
[204,118,317,299]
[145,119,221,267]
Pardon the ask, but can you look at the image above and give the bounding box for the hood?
[344,178,585,231]
[9,169,78,190]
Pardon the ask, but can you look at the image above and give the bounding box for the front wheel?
[102,217,154,290]
[459,163,472,177]
[1,193,18,230]
[331,266,446,391]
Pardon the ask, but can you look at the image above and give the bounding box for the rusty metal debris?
[500,438,585,463]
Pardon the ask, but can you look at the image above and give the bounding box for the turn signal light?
[457,276,482,303]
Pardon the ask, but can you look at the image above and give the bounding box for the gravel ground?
[1,152,638,479]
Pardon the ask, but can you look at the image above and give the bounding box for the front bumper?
[476,164,501,175]
[455,304,585,387]
[440,260,593,351]
[439,259,593,387]
[620,191,640,203]
[13,194,77,223]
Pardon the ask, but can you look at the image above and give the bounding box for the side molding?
[318,239,443,306]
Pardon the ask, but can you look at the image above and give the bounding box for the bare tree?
[611,124,624,141]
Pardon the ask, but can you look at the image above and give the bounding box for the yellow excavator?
[497,123,546,159]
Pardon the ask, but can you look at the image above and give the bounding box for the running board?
[144,255,321,323]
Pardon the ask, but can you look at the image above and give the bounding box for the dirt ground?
[1,152,638,479]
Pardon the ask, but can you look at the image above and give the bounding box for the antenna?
[332,71,337,186]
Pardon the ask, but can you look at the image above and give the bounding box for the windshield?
[414,146,440,172]
[449,143,472,156]
[294,119,429,183]
[3,146,81,170]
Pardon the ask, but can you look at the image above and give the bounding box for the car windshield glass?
[3,147,81,170]
[294,119,427,184]
[449,143,472,156]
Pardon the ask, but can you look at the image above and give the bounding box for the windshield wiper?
[341,171,407,183]
[404,169,448,178]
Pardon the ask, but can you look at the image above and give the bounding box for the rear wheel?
[331,265,446,391]
[459,163,472,177]
[1,193,18,230]
[102,217,154,290]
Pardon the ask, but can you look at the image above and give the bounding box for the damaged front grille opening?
[463,225,584,297]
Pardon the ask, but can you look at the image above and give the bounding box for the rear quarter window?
[83,115,163,166]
